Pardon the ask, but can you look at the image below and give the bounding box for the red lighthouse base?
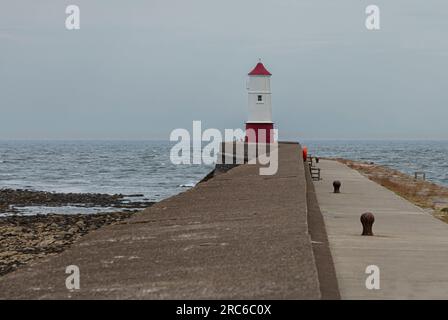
[245,123,274,143]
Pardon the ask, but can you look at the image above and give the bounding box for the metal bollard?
[333,180,341,193]
[360,212,375,236]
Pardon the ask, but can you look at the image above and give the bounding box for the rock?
[0,251,18,259]
[67,227,79,234]
[0,210,134,277]
[38,237,55,247]
[0,188,127,208]
[75,220,86,228]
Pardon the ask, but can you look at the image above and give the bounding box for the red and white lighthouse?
[245,61,274,143]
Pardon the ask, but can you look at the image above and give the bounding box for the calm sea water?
[303,140,448,186]
[0,140,213,203]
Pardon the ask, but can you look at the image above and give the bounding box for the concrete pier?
[0,143,335,299]
[315,159,448,299]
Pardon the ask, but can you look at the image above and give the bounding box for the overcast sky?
[1,0,447,140]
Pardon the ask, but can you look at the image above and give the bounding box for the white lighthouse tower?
[245,61,274,143]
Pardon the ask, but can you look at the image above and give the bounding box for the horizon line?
[1,138,448,142]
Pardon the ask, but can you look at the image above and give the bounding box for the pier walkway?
[0,143,326,299]
[314,159,448,299]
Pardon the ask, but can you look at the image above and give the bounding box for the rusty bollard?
[361,212,375,236]
[333,180,341,193]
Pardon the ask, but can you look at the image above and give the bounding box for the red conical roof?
[248,62,272,76]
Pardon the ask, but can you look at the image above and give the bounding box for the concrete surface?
[314,159,448,299]
[304,165,340,300]
[0,143,322,299]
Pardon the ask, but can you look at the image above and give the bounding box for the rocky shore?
[0,188,156,277]
[336,158,448,223]
[0,188,154,214]
[0,212,136,276]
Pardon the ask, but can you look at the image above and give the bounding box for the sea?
[303,140,448,186]
[1,140,447,215]
[0,140,213,215]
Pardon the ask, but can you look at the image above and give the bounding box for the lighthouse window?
[257,95,263,102]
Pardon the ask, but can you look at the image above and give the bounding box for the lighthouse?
[245,61,274,144]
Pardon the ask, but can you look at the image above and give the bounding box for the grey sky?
[1,0,447,140]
